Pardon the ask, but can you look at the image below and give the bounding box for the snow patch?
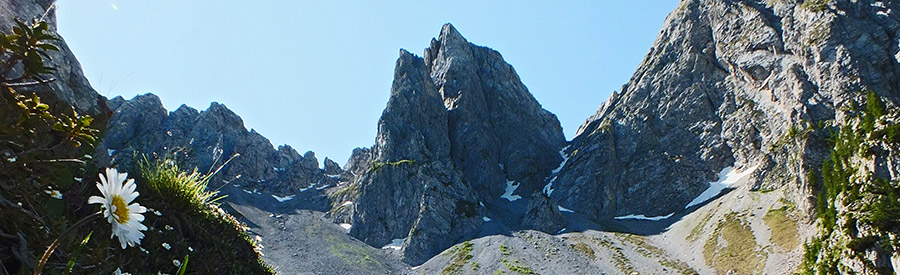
[614,212,674,221]
[339,223,352,231]
[685,165,759,209]
[274,167,285,172]
[557,206,574,213]
[500,180,521,202]
[543,145,570,196]
[107,149,116,157]
[382,238,405,250]
[483,216,492,222]
[327,174,340,179]
[542,182,554,197]
[271,194,295,202]
[316,184,331,190]
[242,189,254,194]
[341,201,354,207]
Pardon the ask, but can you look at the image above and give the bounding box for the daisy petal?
[88,196,105,205]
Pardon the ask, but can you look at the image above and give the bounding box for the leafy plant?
[52,109,99,148]
[0,19,58,85]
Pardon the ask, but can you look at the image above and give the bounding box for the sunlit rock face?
[552,0,900,221]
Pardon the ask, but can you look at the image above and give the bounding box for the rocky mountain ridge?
[97,93,343,198]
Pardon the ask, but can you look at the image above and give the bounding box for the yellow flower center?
[111,195,130,224]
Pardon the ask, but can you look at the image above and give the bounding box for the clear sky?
[56,1,678,165]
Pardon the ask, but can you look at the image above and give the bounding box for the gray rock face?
[553,0,899,220]
[98,94,341,196]
[521,193,567,234]
[345,25,568,265]
[323,157,341,175]
[0,0,106,117]
[424,24,566,201]
[349,50,482,265]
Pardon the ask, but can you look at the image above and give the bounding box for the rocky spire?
[350,49,482,265]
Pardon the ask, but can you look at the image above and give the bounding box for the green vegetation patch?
[570,242,596,260]
[369,159,418,173]
[763,206,800,250]
[800,0,829,11]
[659,258,698,275]
[326,236,385,271]
[592,236,636,274]
[441,240,474,275]
[499,244,511,256]
[129,157,274,274]
[500,258,534,275]
[616,232,696,274]
[686,211,714,242]
[703,213,767,275]
[800,91,900,274]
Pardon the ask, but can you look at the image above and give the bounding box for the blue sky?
[56,1,678,165]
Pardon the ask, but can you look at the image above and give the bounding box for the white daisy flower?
[88,168,148,249]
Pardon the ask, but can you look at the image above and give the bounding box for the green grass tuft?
[137,156,225,210]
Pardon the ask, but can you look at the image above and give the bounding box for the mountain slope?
[549,0,900,273]
[554,0,898,219]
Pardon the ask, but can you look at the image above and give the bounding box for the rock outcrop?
[342,24,568,265]
[552,0,899,218]
[98,94,340,196]
[0,0,106,117]
[424,24,566,202]
[348,50,482,265]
